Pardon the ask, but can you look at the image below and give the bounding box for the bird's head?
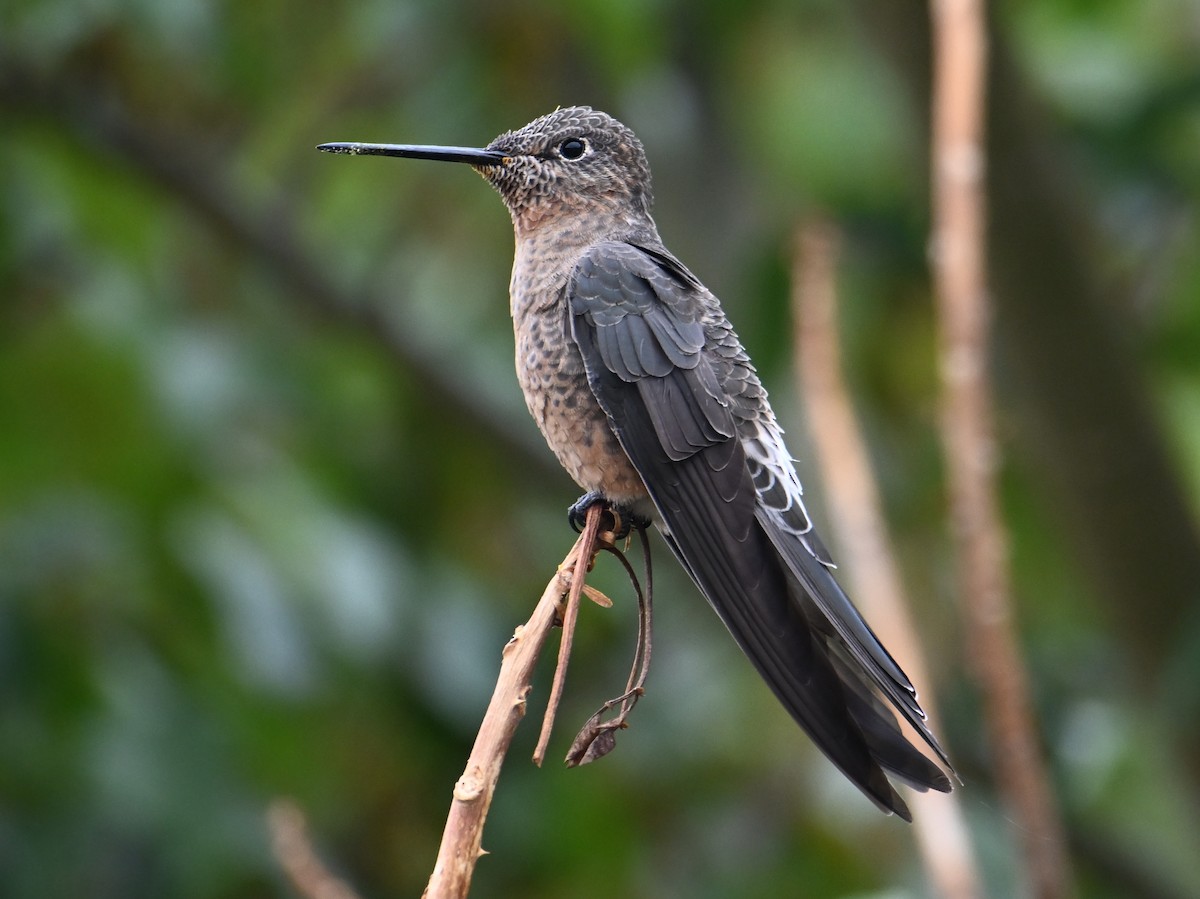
[319,107,654,235]
[481,107,653,228]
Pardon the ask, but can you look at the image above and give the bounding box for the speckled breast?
[512,301,649,506]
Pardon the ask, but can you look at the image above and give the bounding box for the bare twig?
[565,526,654,767]
[268,514,651,899]
[532,506,605,766]
[268,799,363,899]
[423,503,607,899]
[792,219,983,899]
[929,3,1073,897]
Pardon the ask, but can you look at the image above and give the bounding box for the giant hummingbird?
[319,106,954,820]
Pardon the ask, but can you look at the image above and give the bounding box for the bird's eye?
[559,138,587,160]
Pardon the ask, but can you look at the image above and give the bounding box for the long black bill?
[317,142,506,166]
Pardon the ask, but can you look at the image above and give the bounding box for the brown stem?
[852,0,1200,779]
[929,3,1073,897]
[565,527,654,767]
[792,219,983,899]
[422,504,605,899]
[267,799,363,899]
[533,506,605,766]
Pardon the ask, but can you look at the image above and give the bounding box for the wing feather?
[566,239,952,815]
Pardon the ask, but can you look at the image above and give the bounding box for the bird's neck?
[507,205,661,322]
[507,192,655,243]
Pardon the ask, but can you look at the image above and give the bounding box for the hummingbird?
[319,106,953,819]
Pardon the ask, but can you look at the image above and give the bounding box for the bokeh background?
[2,1,1199,897]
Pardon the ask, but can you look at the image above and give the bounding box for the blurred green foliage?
[2,0,1199,897]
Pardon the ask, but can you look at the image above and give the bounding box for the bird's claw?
[568,493,649,540]
[568,491,606,533]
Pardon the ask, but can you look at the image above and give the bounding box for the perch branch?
[532,504,605,765]
[565,526,654,767]
[423,503,607,899]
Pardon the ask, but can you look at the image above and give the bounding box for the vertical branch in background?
[792,221,983,899]
[929,2,1073,898]
[268,800,364,899]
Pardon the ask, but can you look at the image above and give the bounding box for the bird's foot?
[567,491,604,533]
[568,492,649,540]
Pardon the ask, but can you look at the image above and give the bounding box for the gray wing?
[567,240,952,818]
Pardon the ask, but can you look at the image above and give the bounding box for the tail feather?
[830,650,954,793]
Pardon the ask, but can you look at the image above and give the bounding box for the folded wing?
[567,240,953,818]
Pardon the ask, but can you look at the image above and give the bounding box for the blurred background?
[2,0,1199,896]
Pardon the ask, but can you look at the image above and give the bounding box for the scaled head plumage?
[480,107,654,224]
